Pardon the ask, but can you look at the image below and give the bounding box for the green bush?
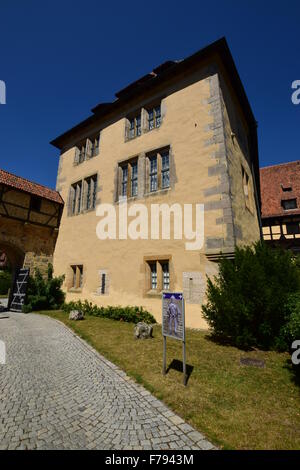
[0,270,11,295]
[62,299,156,324]
[275,293,300,350]
[23,264,65,312]
[202,241,300,350]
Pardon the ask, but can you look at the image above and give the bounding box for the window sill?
[117,195,139,204]
[145,290,162,298]
[68,288,83,293]
[125,123,162,142]
[68,207,96,217]
[144,187,170,197]
[145,289,171,298]
[125,134,141,143]
[143,124,162,134]
[73,154,99,166]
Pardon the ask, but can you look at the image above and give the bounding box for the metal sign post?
[162,292,187,386]
[9,268,30,312]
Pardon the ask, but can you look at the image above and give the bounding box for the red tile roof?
[0,169,64,205]
[260,161,300,218]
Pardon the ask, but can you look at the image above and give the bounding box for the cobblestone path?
[0,313,215,450]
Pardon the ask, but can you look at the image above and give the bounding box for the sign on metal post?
[162,292,187,386]
[9,268,30,312]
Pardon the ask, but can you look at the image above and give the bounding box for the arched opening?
[0,242,25,310]
[0,242,25,270]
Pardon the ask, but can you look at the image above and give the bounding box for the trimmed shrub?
[23,264,65,313]
[202,241,300,350]
[62,299,156,324]
[0,270,11,295]
[275,292,300,350]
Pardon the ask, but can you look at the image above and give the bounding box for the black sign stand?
[9,268,30,312]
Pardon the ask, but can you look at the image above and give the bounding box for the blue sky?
[0,0,299,189]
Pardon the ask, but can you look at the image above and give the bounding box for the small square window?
[281,183,292,192]
[282,199,297,210]
[146,259,170,292]
[286,222,300,235]
[30,196,41,212]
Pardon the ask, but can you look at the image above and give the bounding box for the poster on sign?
[162,292,185,341]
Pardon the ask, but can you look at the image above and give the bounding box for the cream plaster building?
[52,38,261,328]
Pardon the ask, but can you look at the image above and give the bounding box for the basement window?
[71,265,83,289]
[146,259,170,292]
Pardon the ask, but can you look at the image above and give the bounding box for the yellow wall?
[53,64,260,328]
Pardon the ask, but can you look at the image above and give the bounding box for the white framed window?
[68,175,97,216]
[119,159,138,199]
[131,161,138,197]
[85,174,98,210]
[162,262,170,290]
[74,132,101,165]
[148,104,161,130]
[149,156,158,192]
[150,262,157,289]
[128,115,141,139]
[161,151,170,189]
[146,259,170,292]
[147,147,170,193]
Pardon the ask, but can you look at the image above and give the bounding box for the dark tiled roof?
[260,161,300,218]
[51,37,257,150]
[0,169,64,205]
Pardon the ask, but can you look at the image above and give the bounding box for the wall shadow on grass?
[204,333,255,352]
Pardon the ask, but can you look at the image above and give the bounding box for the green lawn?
[36,310,300,450]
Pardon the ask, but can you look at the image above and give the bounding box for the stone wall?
[0,217,58,277]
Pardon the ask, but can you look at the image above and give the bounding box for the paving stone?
[0,312,215,450]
